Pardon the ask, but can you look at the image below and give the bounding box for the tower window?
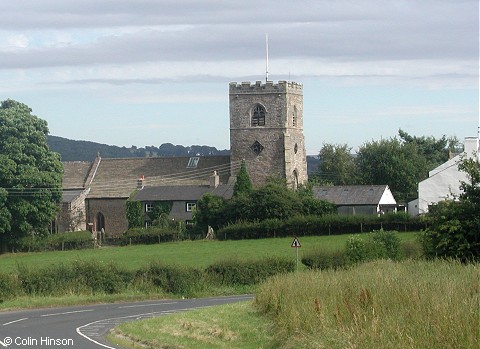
[293,105,298,127]
[251,104,266,126]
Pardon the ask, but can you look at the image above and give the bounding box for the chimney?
[209,171,219,188]
[137,175,145,190]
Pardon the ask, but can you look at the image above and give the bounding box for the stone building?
[229,81,308,188]
[58,80,309,235]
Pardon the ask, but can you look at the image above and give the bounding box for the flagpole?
[265,33,269,83]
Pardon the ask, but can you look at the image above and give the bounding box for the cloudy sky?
[1,0,478,155]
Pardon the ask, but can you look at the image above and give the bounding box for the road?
[0,295,253,349]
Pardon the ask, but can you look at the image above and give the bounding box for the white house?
[409,136,479,215]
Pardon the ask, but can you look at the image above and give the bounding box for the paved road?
[0,295,253,349]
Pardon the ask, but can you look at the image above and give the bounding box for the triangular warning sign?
[291,238,301,248]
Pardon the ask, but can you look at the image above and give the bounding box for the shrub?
[121,227,179,245]
[302,249,347,270]
[206,257,294,286]
[136,261,205,295]
[345,230,402,264]
[16,231,93,252]
[0,273,19,301]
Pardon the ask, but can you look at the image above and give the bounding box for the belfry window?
[251,104,266,126]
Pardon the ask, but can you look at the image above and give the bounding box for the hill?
[47,135,230,161]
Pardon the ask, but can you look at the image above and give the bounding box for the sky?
[0,0,478,155]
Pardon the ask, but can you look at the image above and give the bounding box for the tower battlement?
[229,80,303,94]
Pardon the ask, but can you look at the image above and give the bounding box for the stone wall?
[86,198,128,235]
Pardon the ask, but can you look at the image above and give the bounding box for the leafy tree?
[193,193,227,232]
[233,160,252,196]
[0,99,63,249]
[398,129,461,169]
[316,143,357,185]
[355,138,428,202]
[421,156,480,261]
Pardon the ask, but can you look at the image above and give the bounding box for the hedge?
[218,213,426,240]
[15,231,94,252]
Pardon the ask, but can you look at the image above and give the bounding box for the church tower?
[229,80,308,188]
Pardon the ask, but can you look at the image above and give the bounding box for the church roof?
[62,161,93,189]
[86,156,232,198]
[313,185,393,206]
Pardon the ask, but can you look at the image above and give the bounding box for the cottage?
[312,185,397,215]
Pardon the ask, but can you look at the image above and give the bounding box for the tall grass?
[255,259,479,349]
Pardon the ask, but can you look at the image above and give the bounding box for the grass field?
[112,259,479,349]
[0,232,419,273]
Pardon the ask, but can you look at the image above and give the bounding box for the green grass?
[111,259,479,349]
[0,232,419,273]
[108,301,274,349]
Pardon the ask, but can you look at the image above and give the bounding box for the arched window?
[96,212,105,232]
[251,104,266,126]
[292,170,299,190]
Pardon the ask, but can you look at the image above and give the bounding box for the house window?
[145,203,153,212]
[145,221,153,228]
[186,202,197,212]
[187,157,200,168]
[251,104,266,126]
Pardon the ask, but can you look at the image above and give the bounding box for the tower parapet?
[229,81,303,95]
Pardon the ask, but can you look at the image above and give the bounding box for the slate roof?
[62,161,92,189]
[134,183,234,202]
[87,156,232,198]
[312,185,389,206]
[61,189,86,204]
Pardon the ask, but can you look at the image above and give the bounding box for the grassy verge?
[111,259,479,349]
[108,301,273,349]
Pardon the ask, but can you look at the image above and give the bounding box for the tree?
[355,138,428,202]
[233,160,252,196]
[316,143,357,185]
[398,129,461,169]
[0,99,63,249]
[421,156,480,261]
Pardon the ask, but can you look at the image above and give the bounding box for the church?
[58,80,308,235]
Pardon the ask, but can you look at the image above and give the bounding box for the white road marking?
[2,317,28,326]
[0,339,7,347]
[118,301,177,309]
[41,309,94,317]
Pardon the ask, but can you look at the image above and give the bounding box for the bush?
[345,230,402,264]
[206,257,294,286]
[135,262,204,296]
[0,273,19,301]
[15,231,93,252]
[121,227,180,245]
[302,249,347,270]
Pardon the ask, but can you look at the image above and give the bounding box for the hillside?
[47,135,319,174]
[47,135,230,161]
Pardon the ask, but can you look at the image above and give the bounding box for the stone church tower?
[229,80,308,188]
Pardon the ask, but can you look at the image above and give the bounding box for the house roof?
[62,161,92,189]
[61,189,86,204]
[313,185,394,206]
[134,183,234,202]
[87,156,232,198]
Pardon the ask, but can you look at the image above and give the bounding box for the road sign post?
[291,237,301,272]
